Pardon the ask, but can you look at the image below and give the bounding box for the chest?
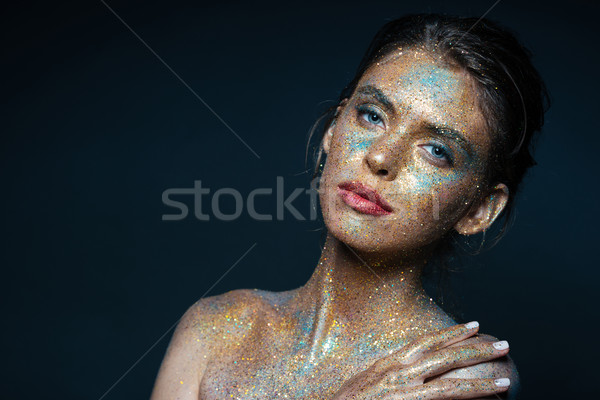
[196,304,448,399]
[198,333,385,399]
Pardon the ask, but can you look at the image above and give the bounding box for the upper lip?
[337,181,393,212]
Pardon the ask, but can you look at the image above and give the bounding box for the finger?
[399,322,481,362]
[425,377,511,399]
[405,340,510,380]
[383,378,511,400]
[375,322,480,370]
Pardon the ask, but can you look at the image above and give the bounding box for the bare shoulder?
[438,333,520,399]
[177,288,271,352]
[150,288,269,400]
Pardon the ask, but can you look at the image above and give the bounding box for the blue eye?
[357,106,385,128]
[422,144,453,165]
[365,111,382,125]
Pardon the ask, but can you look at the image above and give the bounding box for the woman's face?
[320,49,494,256]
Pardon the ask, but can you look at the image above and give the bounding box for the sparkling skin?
[319,50,494,255]
[151,49,515,400]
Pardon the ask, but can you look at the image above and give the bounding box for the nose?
[364,136,402,181]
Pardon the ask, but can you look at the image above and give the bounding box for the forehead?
[355,49,490,149]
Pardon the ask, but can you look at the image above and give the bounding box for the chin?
[325,217,415,256]
[324,208,444,258]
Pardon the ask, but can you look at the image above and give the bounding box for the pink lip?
[337,181,393,216]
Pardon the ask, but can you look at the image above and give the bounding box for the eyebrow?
[355,85,396,113]
[355,84,475,158]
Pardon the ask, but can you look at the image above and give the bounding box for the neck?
[291,234,443,365]
[296,234,435,331]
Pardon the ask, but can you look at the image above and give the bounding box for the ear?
[322,99,348,154]
[322,125,334,154]
[454,183,509,235]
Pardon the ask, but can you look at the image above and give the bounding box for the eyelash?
[356,105,385,128]
[421,143,454,166]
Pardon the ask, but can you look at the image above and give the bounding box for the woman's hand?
[332,322,511,399]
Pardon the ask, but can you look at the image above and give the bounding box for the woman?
[151,14,547,399]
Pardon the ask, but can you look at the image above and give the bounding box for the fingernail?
[495,378,510,387]
[465,321,479,329]
[493,340,509,350]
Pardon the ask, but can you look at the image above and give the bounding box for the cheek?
[391,164,478,230]
[322,127,371,179]
[345,131,375,153]
[331,112,378,153]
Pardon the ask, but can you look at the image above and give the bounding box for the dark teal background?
[1,0,597,398]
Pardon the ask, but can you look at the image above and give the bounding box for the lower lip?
[337,188,392,216]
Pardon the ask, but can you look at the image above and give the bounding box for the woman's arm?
[150,303,209,400]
